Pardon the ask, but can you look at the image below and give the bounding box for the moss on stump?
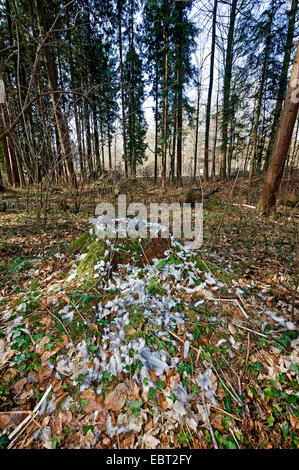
[76,240,107,279]
[195,256,237,284]
[69,232,93,255]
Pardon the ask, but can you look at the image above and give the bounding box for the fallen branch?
[218,298,249,319]
[7,383,53,448]
[232,203,256,209]
[203,398,218,449]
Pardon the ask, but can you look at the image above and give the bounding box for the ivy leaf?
[267,415,275,427]
[51,435,61,449]
[156,381,164,391]
[289,362,299,374]
[80,398,88,409]
[252,361,264,372]
[148,387,155,400]
[0,434,10,449]
[224,395,232,413]
[224,437,238,449]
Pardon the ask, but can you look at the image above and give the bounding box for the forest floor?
[0,176,298,450]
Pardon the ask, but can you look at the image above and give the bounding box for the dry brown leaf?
[104,383,128,412]
[80,389,103,413]
[95,411,107,431]
[290,415,299,431]
[12,377,27,394]
[41,416,51,427]
[36,335,51,355]
[168,373,180,389]
[0,413,11,429]
[39,315,55,327]
[127,381,140,400]
[35,365,53,385]
[120,432,135,449]
[157,393,168,411]
[144,420,154,432]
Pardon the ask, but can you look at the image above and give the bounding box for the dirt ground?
[0,177,298,449]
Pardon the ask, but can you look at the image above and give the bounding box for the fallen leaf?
[0,414,11,429]
[104,383,128,412]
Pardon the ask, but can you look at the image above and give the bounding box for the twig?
[209,404,242,421]
[203,398,218,449]
[218,298,248,319]
[232,203,256,209]
[229,428,240,449]
[169,330,203,355]
[211,362,243,407]
[232,321,268,338]
[8,383,53,448]
[45,306,74,349]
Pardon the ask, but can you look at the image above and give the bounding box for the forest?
[0,0,298,452]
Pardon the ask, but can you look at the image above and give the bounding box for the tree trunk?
[212,90,219,178]
[171,105,176,184]
[0,97,21,187]
[264,0,298,171]
[107,121,112,170]
[204,0,217,182]
[193,76,201,181]
[154,55,159,183]
[93,107,101,176]
[66,9,85,179]
[117,0,128,177]
[0,108,13,186]
[34,0,77,187]
[258,42,299,215]
[161,23,169,188]
[220,0,237,181]
[176,1,183,188]
[248,4,274,188]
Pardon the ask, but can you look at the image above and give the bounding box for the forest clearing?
[0,0,298,454]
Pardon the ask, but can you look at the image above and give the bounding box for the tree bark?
[117,0,128,177]
[176,1,183,188]
[264,0,298,171]
[258,42,299,215]
[0,109,13,186]
[161,22,169,188]
[154,52,159,183]
[193,76,201,181]
[248,4,274,188]
[204,0,217,182]
[212,90,219,178]
[34,0,77,187]
[220,0,237,181]
[66,8,85,179]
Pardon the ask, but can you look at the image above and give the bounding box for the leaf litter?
[0,210,298,450]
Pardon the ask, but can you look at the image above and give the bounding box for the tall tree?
[124,0,147,176]
[220,0,238,181]
[248,0,276,188]
[117,0,129,177]
[204,0,218,182]
[34,0,77,187]
[258,42,299,215]
[264,0,298,171]
[175,0,184,187]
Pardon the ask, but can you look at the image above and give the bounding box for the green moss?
[195,257,237,284]
[76,240,106,279]
[69,232,92,255]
